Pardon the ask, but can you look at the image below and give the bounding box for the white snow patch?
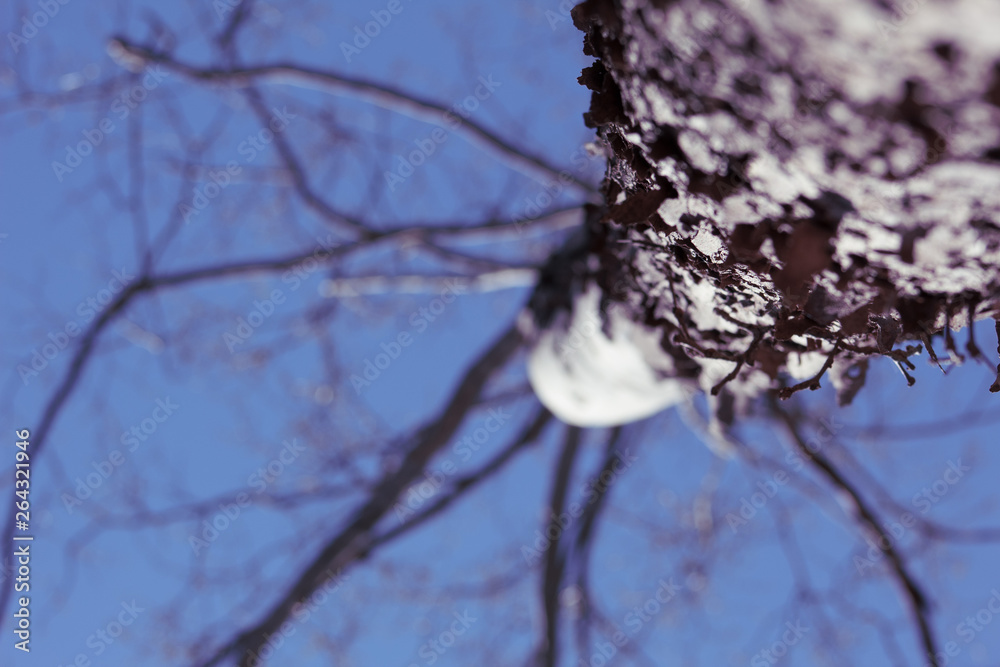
[526,285,685,427]
[691,226,726,261]
[786,350,829,380]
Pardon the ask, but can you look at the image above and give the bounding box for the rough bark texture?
[570,0,1000,410]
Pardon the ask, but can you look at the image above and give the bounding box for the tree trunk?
[563,0,1000,413]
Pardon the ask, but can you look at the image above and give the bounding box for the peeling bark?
[569,0,1000,409]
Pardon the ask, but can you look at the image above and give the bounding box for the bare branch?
[367,407,553,550]
[109,37,600,195]
[196,324,524,667]
[991,319,1000,393]
[771,400,940,667]
[538,425,582,667]
[318,268,538,297]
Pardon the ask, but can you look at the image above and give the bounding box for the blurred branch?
[109,37,601,195]
[196,324,524,667]
[572,427,622,560]
[0,231,523,621]
[216,0,253,49]
[319,268,537,297]
[241,85,371,237]
[366,407,552,550]
[0,273,146,619]
[572,427,622,661]
[771,400,941,667]
[538,425,582,667]
[843,408,1000,441]
[805,430,1000,545]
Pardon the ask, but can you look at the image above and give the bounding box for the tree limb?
[110,37,600,196]
[538,425,582,667]
[770,400,940,667]
[195,324,524,667]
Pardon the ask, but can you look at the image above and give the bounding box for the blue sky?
[2,1,1000,666]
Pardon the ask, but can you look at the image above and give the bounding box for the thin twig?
[196,325,523,667]
[538,426,582,667]
[110,38,600,195]
[771,400,940,667]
